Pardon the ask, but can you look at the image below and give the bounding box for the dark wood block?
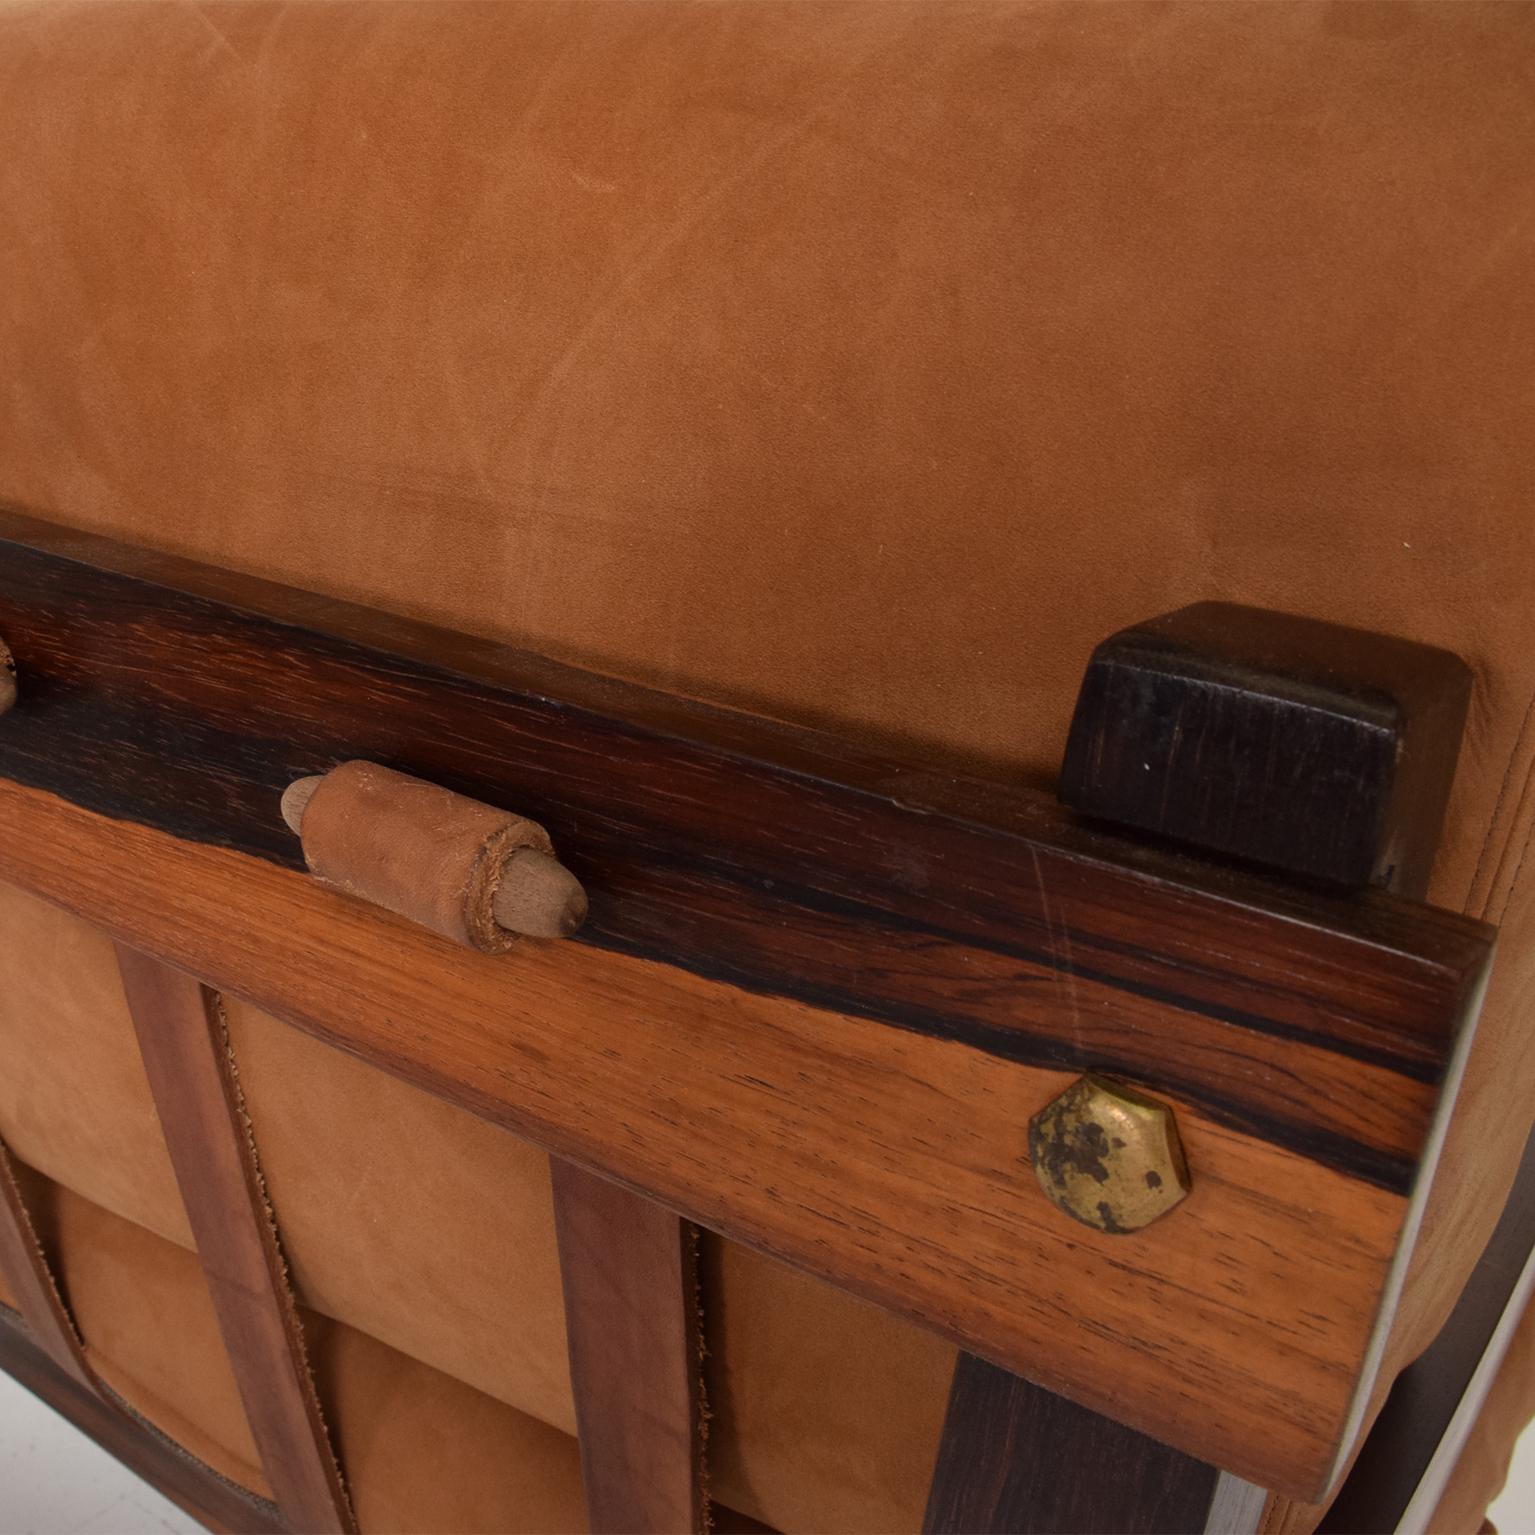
[923,1353,1224,1534]
[1060,603,1472,896]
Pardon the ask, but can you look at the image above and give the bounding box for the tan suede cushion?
[0,884,190,1248]
[220,995,577,1439]
[2,3,1535,1530]
[305,1313,589,1535]
[15,1158,271,1496]
[19,1167,590,1533]
[0,882,949,1530]
[1429,1294,1535,1535]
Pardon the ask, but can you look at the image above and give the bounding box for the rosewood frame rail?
[0,507,1500,1532]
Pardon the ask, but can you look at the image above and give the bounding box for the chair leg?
[923,1352,1266,1535]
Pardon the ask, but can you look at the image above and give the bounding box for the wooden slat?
[924,1352,1227,1534]
[114,944,355,1535]
[0,508,1497,1496]
[0,742,1479,1510]
[550,1160,705,1533]
[0,1137,95,1391]
[0,505,1486,1195]
[0,1305,285,1535]
[0,777,1437,1497]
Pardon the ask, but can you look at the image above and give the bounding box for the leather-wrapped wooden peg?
[282,761,587,950]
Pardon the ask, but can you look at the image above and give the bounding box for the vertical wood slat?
[922,1353,1250,1535]
[114,943,355,1535]
[550,1158,705,1534]
[0,1136,96,1390]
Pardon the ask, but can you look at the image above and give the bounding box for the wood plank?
[0,505,1488,1194]
[923,1352,1222,1534]
[0,1304,285,1535]
[0,777,1467,1500]
[550,1161,705,1533]
[923,1360,1265,1535]
[113,944,355,1534]
[0,1138,95,1391]
[0,508,1496,1496]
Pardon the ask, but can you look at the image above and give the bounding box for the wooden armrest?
[0,506,1493,1501]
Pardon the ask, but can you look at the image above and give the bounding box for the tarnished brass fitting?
[1029,1075,1190,1233]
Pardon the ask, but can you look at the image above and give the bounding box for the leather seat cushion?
[3,4,1535,1528]
[18,1163,591,1533]
[0,881,951,1532]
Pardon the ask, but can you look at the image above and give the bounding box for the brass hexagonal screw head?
[1029,1075,1191,1234]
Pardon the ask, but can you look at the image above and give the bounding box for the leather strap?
[0,1136,95,1391]
[551,1158,707,1534]
[115,944,356,1535]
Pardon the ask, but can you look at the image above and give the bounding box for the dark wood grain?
[924,1352,1223,1534]
[0,763,1421,1499]
[0,1137,96,1391]
[551,1161,705,1534]
[114,945,355,1534]
[0,1304,285,1534]
[1060,603,1471,896]
[923,1354,1267,1535]
[0,510,1498,1497]
[931,603,1474,1532]
[0,507,1491,1195]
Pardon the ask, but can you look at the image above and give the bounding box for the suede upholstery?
[0,882,951,1531]
[16,1159,272,1497]
[222,996,955,1532]
[0,883,191,1249]
[1429,1296,1535,1535]
[1,2,1534,1530]
[223,996,578,1439]
[21,1167,591,1533]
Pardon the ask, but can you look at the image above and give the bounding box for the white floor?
[0,1362,1533,1534]
[1495,1426,1535,1535]
[0,1370,198,1535]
